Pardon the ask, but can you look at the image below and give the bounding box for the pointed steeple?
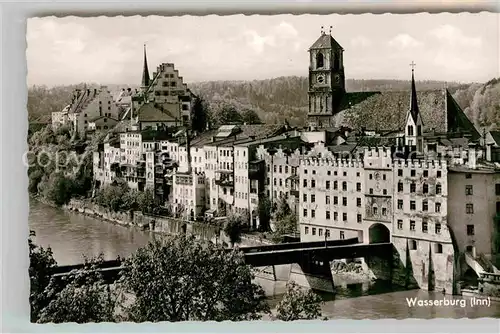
[409,61,419,123]
[141,44,150,88]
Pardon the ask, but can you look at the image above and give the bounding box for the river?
[29,199,500,319]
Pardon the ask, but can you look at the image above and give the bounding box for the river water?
[29,200,500,319]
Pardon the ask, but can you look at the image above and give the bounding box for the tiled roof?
[337,89,479,139]
[309,33,344,51]
[89,115,119,122]
[137,103,177,122]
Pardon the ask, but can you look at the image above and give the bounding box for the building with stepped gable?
[92,30,500,293]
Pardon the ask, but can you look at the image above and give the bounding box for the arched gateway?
[368,223,390,244]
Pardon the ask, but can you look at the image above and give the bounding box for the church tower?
[404,62,424,154]
[307,26,346,129]
[141,44,151,92]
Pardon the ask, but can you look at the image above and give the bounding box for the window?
[497,201,500,214]
[398,182,403,192]
[303,194,307,202]
[373,206,378,215]
[409,240,417,250]
[311,210,316,218]
[342,182,347,191]
[435,223,441,234]
[311,195,316,203]
[334,196,338,205]
[423,183,428,194]
[334,181,338,190]
[466,185,473,196]
[466,203,474,214]
[326,211,331,220]
[436,184,442,194]
[326,195,330,204]
[369,188,373,194]
[398,169,403,177]
[312,170,316,175]
[422,221,428,233]
[279,166,282,173]
[369,174,373,180]
[407,125,414,136]
[316,52,324,68]
[423,170,428,177]
[311,180,316,188]
[397,220,403,229]
[304,226,309,235]
[437,171,442,178]
[410,200,416,210]
[342,197,347,206]
[410,220,416,231]
[357,214,362,223]
[410,183,416,193]
[334,212,338,221]
[422,200,428,211]
[340,231,345,240]
[357,198,361,207]
[411,169,416,177]
[383,189,387,195]
[467,225,475,236]
[319,229,323,237]
[356,183,361,191]
[274,178,277,186]
[465,173,472,179]
[304,169,308,174]
[285,166,288,173]
[327,171,331,176]
[496,184,500,196]
[326,229,330,238]
[303,209,307,217]
[303,179,307,187]
[343,171,347,177]
[326,181,330,189]
[274,165,277,173]
[343,213,347,221]
[382,208,387,216]
[398,199,403,210]
[435,243,443,254]
[312,228,316,236]
[357,172,360,177]
[435,202,441,212]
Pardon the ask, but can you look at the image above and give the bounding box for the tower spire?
[409,61,419,122]
[141,44,150,89]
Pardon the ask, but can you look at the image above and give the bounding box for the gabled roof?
[445,90,480,140]
[309,32,344,51]
[89,115,119,123]
[137,103,177,122]
[487,131,500,146]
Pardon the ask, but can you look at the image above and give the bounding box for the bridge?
[51,238,392,284]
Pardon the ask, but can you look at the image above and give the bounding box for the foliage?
[241,108,262,124]
[28,169,45,194]
[274,194,291,222]
[118,235,270,322]
[94,181,134,212]
[41,173,75,206]
[209,103,243,127]
[191,96,210,133]
[37,255,116,324]
[217,199,227,217]
[275,281,323,321]
[224,214,243,247]
[136,188,158,215]
[272,214,298,243]
[258,194,272,231]
[29,231,57,322]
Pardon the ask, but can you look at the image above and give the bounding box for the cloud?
[350,35,372,48]
[388,34,423,50]
[430,24,482,47]
[243,21,300,54]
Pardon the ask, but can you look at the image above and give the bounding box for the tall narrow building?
[307,28,346,129]
[404,64,424,154]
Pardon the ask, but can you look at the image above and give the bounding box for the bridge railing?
[238,237,359,254]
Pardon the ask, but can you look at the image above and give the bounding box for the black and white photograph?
[24,12,500,324]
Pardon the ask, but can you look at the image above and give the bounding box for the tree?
[118,235,269,322]
[275,281,323,321]
[224,214,243,247]
[137,188,157,214]
[210,103,242,127]
[274,194,291,222]
[258,194,272,231]
[272,214,298,243]
[241,108,262,124]
[191,96,209,133]
[42,173,75,206]
[37,255,116,323]
[29,231,57,322]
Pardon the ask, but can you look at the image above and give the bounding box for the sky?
[27,13,499,87]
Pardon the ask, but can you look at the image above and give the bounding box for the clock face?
[316,75,325,84]
[374,172,381,181]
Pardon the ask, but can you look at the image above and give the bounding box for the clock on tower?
[307,28,346,128]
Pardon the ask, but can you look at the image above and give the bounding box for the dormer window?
[407,125,414,136]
